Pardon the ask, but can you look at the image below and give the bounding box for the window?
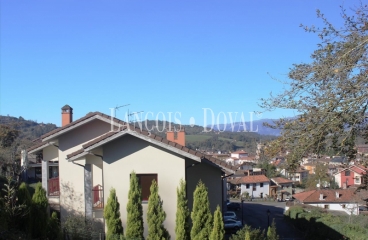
[345,170,350,176]
[253,183,256,191]
[136,174,157,201]
[355,177,360,183]
[342,204,346,209]
[260,183,264,188]
[246,184,250,189]
[324,205,329,209]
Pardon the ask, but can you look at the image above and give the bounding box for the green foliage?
[305,163,331,189]
[31,182,48,239]
[63,213,104,240]
[210,205,224,240]
[0,177,27,230]
[17,182,31,233]
[147,179,170,240]
[125,171,144,239]
[190,181,213,240]
[175,179,190,240]
[104,188,124,240]
[256,161,279,178]
[47,211,61,240]
[260,4,368,162]
[286,206,368,240]
[229,225,265,240]
[267,219,279,240]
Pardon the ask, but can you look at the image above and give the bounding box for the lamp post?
[267,209,270,228]
[241,198,245,226]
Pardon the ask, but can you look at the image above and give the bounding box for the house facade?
[281,168,309,183]
[292,189,359,215]
[237,175,270,199]
[270,177,294,200]
[27,105,236,238]
[333,165,367,189]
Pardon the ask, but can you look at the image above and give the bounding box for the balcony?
[48,177,60,196]
[93,184,103,209]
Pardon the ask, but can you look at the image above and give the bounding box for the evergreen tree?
[47,211,60,240]
[267,220,279,240]
[17,182,31,233]
[175,179,190,240]
[245,230,251,240]
[210,205,224,240]
[104,188,124,240]
[125,171,144,239]
[190,180,212,240]
[31,182,48,239]
[147,179,170,240]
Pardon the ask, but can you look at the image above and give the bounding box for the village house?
[281,167,309,184]
[270,177,294,201]
[234,175,270,199]
[333,165,367,189]
[26,105,236,238]
[292,189,360,215]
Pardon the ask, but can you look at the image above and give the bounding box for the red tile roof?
[29,111,238,172]
[293,189,356,203]
[271,177,294,185]
[236,175,269,184]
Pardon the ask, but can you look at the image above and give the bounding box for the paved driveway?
[229,200,303,240]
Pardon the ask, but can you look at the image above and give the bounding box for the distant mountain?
[210,119,281,136]
[0,115,58,141]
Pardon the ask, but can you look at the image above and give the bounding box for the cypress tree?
[267,220,279,240]
[31,182,48,239]
[17,182,32,233]
[190,180,213,240]
[245,229,251,240]
[47,211,60,240]
[210,205,224,240]
[147,179,170,240]
[175,179,190,240]
[104,188,124,240]
[125,171,144,239]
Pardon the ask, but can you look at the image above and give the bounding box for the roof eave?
[42,115,120,142]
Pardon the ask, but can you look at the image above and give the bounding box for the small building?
[292,189,359,215]
[333,165,367,189]
[281,168,309,183]
[237,175,270,199]
[270,177,294,200]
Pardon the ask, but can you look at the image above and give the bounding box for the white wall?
[57,119,111,221]
[309,203,359,215]
[103,134,186,239]
[240,182,269,198]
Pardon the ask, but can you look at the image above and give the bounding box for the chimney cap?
[61,104,73,112]
[62,105,73,111]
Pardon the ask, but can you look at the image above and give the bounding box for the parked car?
[285,196,292,201]
[223,211,238,220]
[227,202,241,211]
[224,219,242,232]
[359,206,368,212]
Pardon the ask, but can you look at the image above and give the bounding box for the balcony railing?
[93,184,103,209]
[48,177,60,196]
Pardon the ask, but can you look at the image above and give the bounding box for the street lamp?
[241,198,245,226]
[267,209,271,227]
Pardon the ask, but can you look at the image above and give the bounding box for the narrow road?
[233,201,303,239]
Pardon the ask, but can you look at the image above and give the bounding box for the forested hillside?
[137,120,277,154]
[0,115,58,142]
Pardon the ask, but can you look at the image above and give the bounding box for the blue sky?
[0,0,362,127]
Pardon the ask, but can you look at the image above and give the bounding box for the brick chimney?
[61,105,73,126]
[166,128,185,146]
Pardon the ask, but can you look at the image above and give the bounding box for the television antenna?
[127,110,144,123]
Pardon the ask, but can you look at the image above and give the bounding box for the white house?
[26,105,237,239]
[292,189,359,215]
[237,175,270,199]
